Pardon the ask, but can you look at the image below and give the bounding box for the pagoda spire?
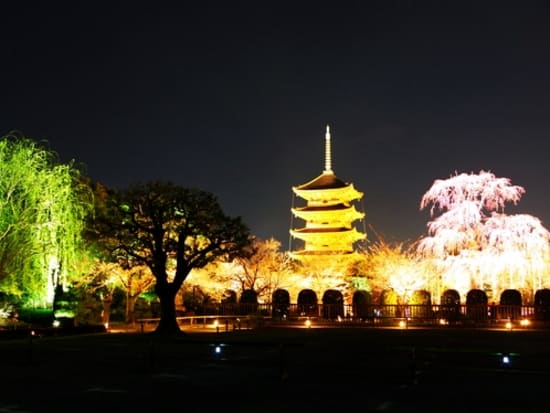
[324,124,333,174]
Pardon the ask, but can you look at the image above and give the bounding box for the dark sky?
[2,1,550,247]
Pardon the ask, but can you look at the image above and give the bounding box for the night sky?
[2,1,550,247]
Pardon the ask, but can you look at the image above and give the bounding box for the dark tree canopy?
[89,181,251,334]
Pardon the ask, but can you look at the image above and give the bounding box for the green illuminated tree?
[88,181,251,335]
[0,132,93,307]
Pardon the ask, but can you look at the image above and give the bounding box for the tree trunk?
[126,295,138,324]
[154,283,182,335]
[102,293,112,327]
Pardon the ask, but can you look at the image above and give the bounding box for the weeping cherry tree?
[417,170,550,302]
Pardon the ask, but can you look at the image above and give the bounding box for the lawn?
[0,325,549,412]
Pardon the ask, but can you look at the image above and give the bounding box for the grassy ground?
[0,323,549,412]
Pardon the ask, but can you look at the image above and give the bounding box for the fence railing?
[159,303,549,323]
[133,304,550,332]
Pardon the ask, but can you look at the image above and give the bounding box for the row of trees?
[1,133,549,335]
[0,133,251,335]
[183,170,550,309]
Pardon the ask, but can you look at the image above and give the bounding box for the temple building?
[289,125,366,260]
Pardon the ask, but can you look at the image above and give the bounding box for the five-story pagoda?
[290,126,366,259]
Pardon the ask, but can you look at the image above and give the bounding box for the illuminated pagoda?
[289,125,366,260]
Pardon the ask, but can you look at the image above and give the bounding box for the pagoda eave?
[292,186,363,202]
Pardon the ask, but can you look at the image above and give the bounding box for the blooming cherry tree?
[418,170,550,303]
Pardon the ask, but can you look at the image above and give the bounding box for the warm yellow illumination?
[398,320,406,328]
[305,318,312,328]
[505,321,513,330]
[520,319,530,327]
[439,318,448,325]
[290,127,366,261]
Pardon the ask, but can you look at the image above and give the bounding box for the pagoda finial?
[324,124,333,174]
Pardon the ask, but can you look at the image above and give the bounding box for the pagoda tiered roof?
[293,172,363,203]
[289,125,366,260]
[295,171,348,190]
[290,226,366,245]
[292,203,364,223]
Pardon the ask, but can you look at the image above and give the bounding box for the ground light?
[520,318,530,327]
[210,343,226,356]
[305,318,311,328]
[493,352,520,367]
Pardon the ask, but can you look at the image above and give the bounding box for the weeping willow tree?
[0,132,93,308]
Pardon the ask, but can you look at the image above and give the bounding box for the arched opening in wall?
[534,288,550,321]
[409,290,432,319]
[466,289,488,323]
[352,290,372,321]
[499,289,522,320]
[272,289,290,319]
[221,289,237,315]
[239,289,258,315]
[440,289,460,322]
[297,289,318,317]
[322,289,344,320]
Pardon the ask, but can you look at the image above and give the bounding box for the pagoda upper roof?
[294,171,349,191]
[293,203,349,212]
[291,227,351,234]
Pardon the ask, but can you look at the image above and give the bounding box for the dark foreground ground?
[0,324,549,412]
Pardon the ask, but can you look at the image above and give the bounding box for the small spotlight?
[520,319,530,327]
[337,315,342,322]
[439,318,448,325]
[52,319,61,328]
[399,320,406,329]
[505,321,513,330]
[502,354,510,365]
[305,318,311,328]
[214,345,222,355]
